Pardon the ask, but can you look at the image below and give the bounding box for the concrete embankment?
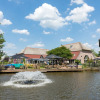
[0,68,83,74]
[0,67,100,74]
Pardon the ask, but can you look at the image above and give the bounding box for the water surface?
[0,72,100,100]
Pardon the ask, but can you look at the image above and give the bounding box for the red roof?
[71,51,80,59]
[24,54,43,59]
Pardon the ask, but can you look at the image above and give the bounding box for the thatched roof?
[20,47,49,55]
[63,42,91,51]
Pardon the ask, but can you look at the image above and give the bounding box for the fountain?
[2,71,52,88]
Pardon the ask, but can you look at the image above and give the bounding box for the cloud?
[71,0,84,5]
[95,42,99,46]
[8,0,22,4]
[12,29,30,35]
[28,42,45,48]
[25,3,68,30]
[66,3,94,23]
[83,43,92,48]
[88,20,96,25]
[43,30,51,34]
[0,11,12,25]
[4,42,17,49]
[19,38,27,42]
[60,37,74,42]
[92,34,96,38]
[96,28,100,33]
[0,29,4,33]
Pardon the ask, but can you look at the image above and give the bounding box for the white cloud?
[60,37,74,42]
[83,43,92,48]
[0,29,4,33]
[43,30,51,34]
[96,28,100,33]
[92,34,96,38]
[19,38,27,42]
[95,42,99,46]
[0,11,12,25]
[25,3,68,30]
[28,42,45,48]
[71,0,84,5]
[4,42,17,49]
[12,29,30,35]
[8,0,22,4]
[88,20,96,25]
[66,3,94,23]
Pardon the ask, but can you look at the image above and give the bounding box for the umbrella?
[46,54,62,59]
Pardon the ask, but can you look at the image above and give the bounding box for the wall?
[77,50,95,64]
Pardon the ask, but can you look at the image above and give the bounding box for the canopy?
[46,54,62,59]
[13,64,24,69]
[5,64,14,67]
[30,58,48,61]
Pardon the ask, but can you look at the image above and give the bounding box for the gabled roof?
[11,53,29,59]
[63,42,91,51]
[71,51,80,59]
[20,47,49,55]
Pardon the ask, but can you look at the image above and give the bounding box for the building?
[20,47,49,63]
[63,42,95,64]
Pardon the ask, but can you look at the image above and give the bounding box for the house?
[63,42,95,64]
[19,47,49,63]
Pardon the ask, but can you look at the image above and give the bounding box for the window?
[84,55,89,63]
[70,45,73,48]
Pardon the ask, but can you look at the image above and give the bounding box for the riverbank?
[0,67,100,74]
[0,68,83,73]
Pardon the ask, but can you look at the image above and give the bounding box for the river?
[0,72,100,100]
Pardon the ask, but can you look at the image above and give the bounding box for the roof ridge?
[63,42,80,45]
[26,47,48,50]
[79,42,83,50]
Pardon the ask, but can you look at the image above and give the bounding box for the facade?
[63,42,95,64]
[12,42,95,64]
[19,47,49,63]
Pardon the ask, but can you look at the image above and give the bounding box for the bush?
[82,63,87,68]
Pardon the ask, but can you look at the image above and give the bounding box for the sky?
[0,0,100,55]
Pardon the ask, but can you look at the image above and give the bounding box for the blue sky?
[0,0,100,55]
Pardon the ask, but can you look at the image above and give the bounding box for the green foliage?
[0,34,5,49]
[75,59,81,65]
[0,32,5,60]
[47,46,73,59]
[82,63,87,68]
[92,49,98,57]
[98,51,100,57]
[87,59,93,63]
[23,58,25,63]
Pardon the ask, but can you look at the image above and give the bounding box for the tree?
[75,59,81,65]
[92,49,98,57]
[47,46,73,59]
[0,32,5,60]
[87,59,93,67]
